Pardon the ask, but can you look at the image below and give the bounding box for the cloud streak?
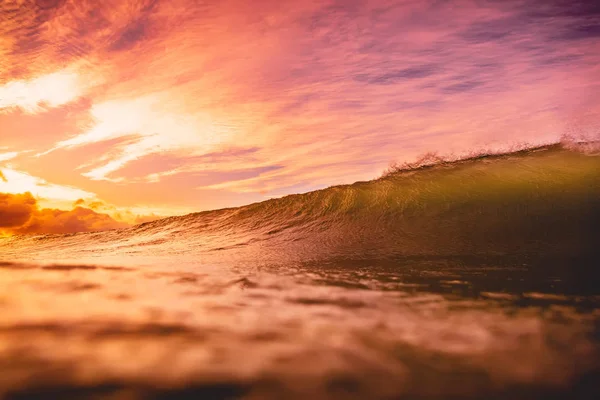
[0,68,84,113]
[45,94,234,181]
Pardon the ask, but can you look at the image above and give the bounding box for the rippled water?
[1,145,599,399]
[0,256,598,399]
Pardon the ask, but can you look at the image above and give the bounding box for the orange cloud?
[0,192,128,235]
[0,192,36,228]
[69,198,163,225]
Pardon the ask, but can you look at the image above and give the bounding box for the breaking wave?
[1,142,599,399]
[2,143,599,265]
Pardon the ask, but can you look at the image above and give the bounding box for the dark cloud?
[108,20,149,52]
[515,0,600,42]
[107,0,159,52]
[455,0,600,48]
[440,81,483,94]
[555,23,600,41]
[35,0,65,11]
[2,2,47,61]
[355,64,440,85]
[277,93,321,115]
[0,192,128,235]
[393,100,442,111]
[328,100,365,111]
[522,0,600,19]
[536,54,583,66]
[0,192,37,228]
[9,26,47,58]
[458,19,515,44]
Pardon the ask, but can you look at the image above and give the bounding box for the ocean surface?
[1,144,599,399]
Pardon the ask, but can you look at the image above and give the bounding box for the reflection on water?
[0,257,598,399]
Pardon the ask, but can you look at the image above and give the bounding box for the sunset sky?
[1,0,599,234]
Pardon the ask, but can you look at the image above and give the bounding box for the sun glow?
[0,168,95,209]
[46,95,234,181]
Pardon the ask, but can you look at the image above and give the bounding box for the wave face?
[0,144,599,400]
[1,144,599,265]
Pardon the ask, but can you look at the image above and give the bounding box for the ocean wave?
[1,143,598,265]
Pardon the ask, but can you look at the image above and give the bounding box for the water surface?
[1,145,599,399]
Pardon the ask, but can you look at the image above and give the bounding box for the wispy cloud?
[43,94,236,181]
[0,152,18,162]
[0,69,85,113]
